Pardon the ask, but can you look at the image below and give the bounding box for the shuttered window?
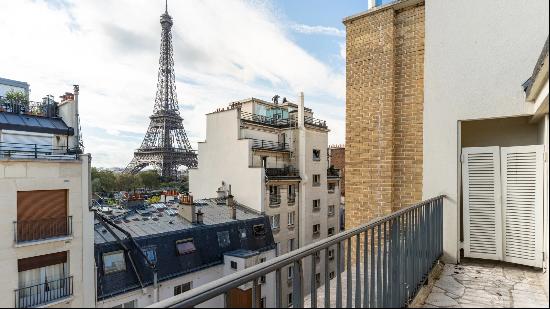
[17,190,68,221]
[18,251,68,272]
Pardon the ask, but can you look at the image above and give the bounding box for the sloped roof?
[0,113,73,135]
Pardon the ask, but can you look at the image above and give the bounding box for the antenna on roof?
[165,0,168,13]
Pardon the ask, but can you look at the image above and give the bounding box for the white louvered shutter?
[462,147,503,260]
[501,145,543,267]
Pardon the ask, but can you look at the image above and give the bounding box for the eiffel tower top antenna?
[165,0,168,13]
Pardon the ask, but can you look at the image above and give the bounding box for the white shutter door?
[501,145,543,267]
[462,147,503,260]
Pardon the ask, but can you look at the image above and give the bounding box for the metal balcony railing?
[0,96,59,118]
[0,142,78,160]
[304,116,328,129]
[148,195,445,308]
[240,111,294,128]
[328,168,340,178]
[249,139,289,152]
[288,193,297,205]
[14,216,73,244]
[265,167,299,178]
[15,276,74,308]
[269,195,281,206]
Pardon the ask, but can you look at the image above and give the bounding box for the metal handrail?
[265,167,299,178]
[14,276,73,308]
[248,138,289,151]
[148,195,445,308]
[240,111,294,128]
[304,116,328,129]
[269,195,281,205]
[0,141,77,160]
[14,216,73,244]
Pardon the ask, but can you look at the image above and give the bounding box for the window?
[287,266,293,279]
[173,282,192,296]
[144,247,157,264]
[230,261,238,270]
[217,231,231,248]
[313,199,321,211]
[314,251,320,262]
[313,224,321,235]
[315,273,321,287]
[176,239,196,256]
[328,227,335,236]
[269,185,279,195]
[312,174,321,186]
[261,156,267,167]
[328,205,335,216]
[288,238,295,251]
[329,271,335,280]
[260,258,266,284]
[253,224,266,237]
[313,149,321,161]
[328,183,336,193]
[112,300,137,308]
[239,228,247,239]
[287,211,295,226]
[103,251,126,274]
[287,293,293,307]
[260,297,266,308]
[270,214,280,230]
[329,249,335,260]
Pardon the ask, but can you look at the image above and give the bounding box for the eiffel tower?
[125,2,197,180]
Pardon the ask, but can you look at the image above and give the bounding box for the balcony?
[0,96,58,118]
[15,276,73,308]
[249,138,290,152]
[265,167,300,180]
[147,196,445,308]
[304,116,328,129]
[241,111,294,128]
[1,142,78,160]
[328,167,340,178]
[288,193,297,205]
[14,217,73,244]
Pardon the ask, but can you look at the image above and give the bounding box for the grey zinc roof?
[523,36,549,97]
[0,112,74,135]
[94,198,261,244]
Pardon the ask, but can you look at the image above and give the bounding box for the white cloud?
[291,23,346,37]
[0,0,345,168]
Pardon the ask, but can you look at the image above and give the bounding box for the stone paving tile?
[420,260,549,308]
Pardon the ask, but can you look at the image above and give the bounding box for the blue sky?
[0,0,380,168]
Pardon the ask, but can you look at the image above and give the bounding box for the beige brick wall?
[344,1,424,229]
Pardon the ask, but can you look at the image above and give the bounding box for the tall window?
[313,224,321,235]
[270,214,280,230]
[328,205,335,216]
[18,252,70,305]
[287,211,295,226]
[313,199,321,211]
[328,227,335,236]
[313,149,321,161]
[288,238,295,251]
[312,174,321,186]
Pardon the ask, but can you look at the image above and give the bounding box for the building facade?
[0,81,95,308]
[189,94,341,306]
[344,0,549,294]
[94,194,276,308]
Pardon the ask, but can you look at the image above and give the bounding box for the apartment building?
[94,193,276,308]
[344,0,548,293]
[0,80,95,308]
[189,94,341,306]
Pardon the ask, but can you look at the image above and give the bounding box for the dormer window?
[253,224,266,237]
[176,238,196,255]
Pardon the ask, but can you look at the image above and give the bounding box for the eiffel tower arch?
[125,3,197,180]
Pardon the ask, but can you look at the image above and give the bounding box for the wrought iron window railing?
[328,168,340,177]
[240,111,294,128]
[14,216,73,244]
[265,167,299,178]
[0,142,78,160]
[0,96,59,118]
[288,193,297,205]
[269,195,281,206]
[15,276,73,308]
[147,195,445,308]
[249,139,289,152]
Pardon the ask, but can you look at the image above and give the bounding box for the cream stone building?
[344,0,549,295]
[0,81,95,308]
[190,94,342,307]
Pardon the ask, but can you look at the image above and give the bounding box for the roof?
[0,77,29,91]
[94,198,276,300]
[0,113,74,135]
[523,36,549,98]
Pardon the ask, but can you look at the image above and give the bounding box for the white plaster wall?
[0,156,94,308]
[189,109,264,212]
[424,0,549,262]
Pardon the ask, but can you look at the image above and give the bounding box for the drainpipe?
[73,85,81,152]
[153,271,159,303]
[298,92,306,250]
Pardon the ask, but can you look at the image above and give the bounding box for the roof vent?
[169,220,174,225]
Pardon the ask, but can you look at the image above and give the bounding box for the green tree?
[138,170,161,190]
[91,167,116,193]
[115,173,141,192]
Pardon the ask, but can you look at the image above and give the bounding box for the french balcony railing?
[269,195,281,206]
[328,168,340,178]
[249,139,289,152]
[265,167,300,179]
[14,216,73,244]
[0,96,59,118]
[0,142,78,160]
[240,111,294,128]
[15,276,74,308]
[148,195,445,308]
[288,193,296,205]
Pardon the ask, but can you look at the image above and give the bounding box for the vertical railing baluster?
[370,228,375,308]
[336,242,342,308]
[346,238,352,308]
[252,279,258,308]
[382,221,388,307]
[376,224,381,307]
[324,247,330,308]
[363,230,369,308]
[311,254,317,308]
[292,260,303,308]
[275,269,282,308]
[355,234,361,308]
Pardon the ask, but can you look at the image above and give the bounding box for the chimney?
[73,85,81,151]
[196,209,204,224]
[227,192,236,220]
[298,92,305,129]
[178,194,196,223]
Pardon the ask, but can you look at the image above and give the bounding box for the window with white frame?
[313,199,321,211]
[288,211,295,226]
[270,214,280,230]
[313,174,321,186]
